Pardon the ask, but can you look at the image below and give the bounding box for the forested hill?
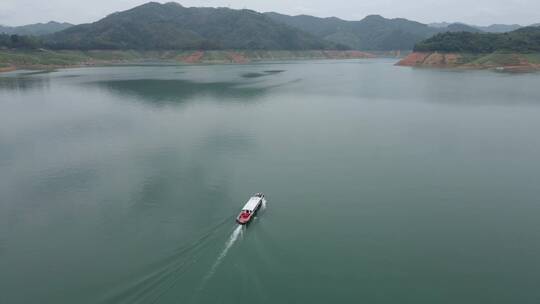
[414,26,540,53]
[5,2,535,52]
[0,21,72,36]
[264,13,480,51]
[45,2,338,50]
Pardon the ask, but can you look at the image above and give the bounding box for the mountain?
[265,13,483,51]
[445,23,483,33]
[266,13,437,50]
[429,22,452,28]
[0,21,73,36]
[46,2,336,50]
[6,3,531,52]
[429,22,482,32]
[431,22,521,33]
[475,24,522,33]
[414,26,540,53]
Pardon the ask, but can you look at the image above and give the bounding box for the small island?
[397,27,540,71]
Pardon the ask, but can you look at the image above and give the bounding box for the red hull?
[236,212,254,225]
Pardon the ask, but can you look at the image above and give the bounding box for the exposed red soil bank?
[227,52,249,63]
[0,66,16,73]
[177,50,376,64]
[397,52,540,71]
[179,51,205,63]
[396,52,461,67]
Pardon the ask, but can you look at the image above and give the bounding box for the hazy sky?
[1,0,539,27]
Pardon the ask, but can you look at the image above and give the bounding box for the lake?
[1,59,540,304]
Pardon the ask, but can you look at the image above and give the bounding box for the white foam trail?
[202,225,243,283]
[262,198,267,210]
[216,225,243,264]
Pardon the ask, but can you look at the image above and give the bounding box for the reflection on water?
[92,79,269,105]
[241,70,285,78]
[0,73,50,91]
[198,131,256,155]
[264,70,285,74]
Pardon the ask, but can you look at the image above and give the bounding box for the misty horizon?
[1,0,538,27]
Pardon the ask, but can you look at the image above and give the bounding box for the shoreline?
[397,52,540,72]
[0,49,379,73]
[0,66,17,73]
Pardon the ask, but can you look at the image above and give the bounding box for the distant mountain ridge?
[430,22,526,33]
[45,2,337,50]
[3,2,538,51]
[0,21,73,36]
[476,24,522,33]
[265,13,482,50]
[414,26,540,53]
[445,23,482,33]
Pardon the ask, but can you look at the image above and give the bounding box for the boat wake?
[200,225,244,285]
[97,217,232,304]
[209,225,243,275]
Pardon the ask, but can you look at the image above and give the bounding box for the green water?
[1,59,540,304]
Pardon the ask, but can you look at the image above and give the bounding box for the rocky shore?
[397,52,540,72]
[0,50,377,73]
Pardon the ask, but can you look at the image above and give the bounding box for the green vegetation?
[467,53,523,66]
[462,52,540,68]
[0,34,42,49]
[398,51,540,71]
[456,53,485,64]
[414,26,540,53]
[265,13,480,50]
[7,1,536,55]
[0,50,91,66]
[1,2,493,52]
[45,2,337,50]
[523,53,540,63]
[0,49,373,69]
[0,21,73,36]
[0,50,159,67]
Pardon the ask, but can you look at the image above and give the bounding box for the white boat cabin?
[242,196,262,212]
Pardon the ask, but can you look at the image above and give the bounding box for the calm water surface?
[1,59,540,304]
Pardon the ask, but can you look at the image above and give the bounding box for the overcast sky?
[1,0,539,27]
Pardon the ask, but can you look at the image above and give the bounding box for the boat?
[236,193,265,225]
